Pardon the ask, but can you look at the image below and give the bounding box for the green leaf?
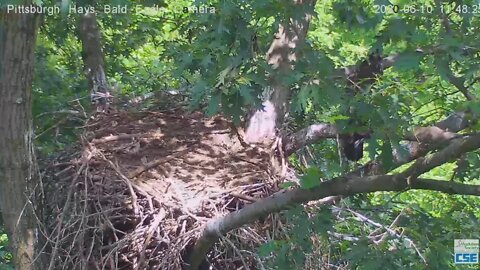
[325,114,350,124]
[200,54,212,68]
[300,167,321,189]
[206,94,221,116]
[466,101,480,114]
[441,35,462,48]
[279,181,295,189]
[221,94,243,126]
[258,240,286,258]
[367,138,379,160]
[216,65,233,87]
[238,85,254,105]
[434,57,452,82]
[258,241,277,257]
[393,52,423,71]
[189,80,208,107]
[297,85,311,111]
[312,207,333,237]
[380,140,394,171]
[180,53,193,68]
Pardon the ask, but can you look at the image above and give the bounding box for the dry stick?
[219,235,250,270]
[54,165,74,177]
[135,209,166,270]
[343,207,427,264]
[47,151,93,270]
[328,231,360,242]
[26,180,56,267]
[101,155,141,218]
[91,133,153,144]
[62,165,91,270]
[101,241,120,270]
[370,209,405,243]
[230,193,258,202]
[85,230,96,268]
[35,117,68,139]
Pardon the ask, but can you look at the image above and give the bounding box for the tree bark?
[244,0,316,144]
[0,8,40,270]
[77,10,111,110]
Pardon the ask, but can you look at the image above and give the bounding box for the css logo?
[455,253,478,264]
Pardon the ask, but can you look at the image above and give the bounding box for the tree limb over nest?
[188,134,480,270]
[188,178,480,270]
[283,112,469,157]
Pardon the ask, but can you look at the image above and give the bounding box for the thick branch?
[78,11,108,92]
[342,52,399,79]
[284,123,337,155]
[349,111,473,177]
[341,44,478,80]
[284,120,463,156]
[404,126,459,143]
[187,174,480,269]
[401,134,480,179]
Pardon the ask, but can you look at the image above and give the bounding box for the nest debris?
[40,108,287,270]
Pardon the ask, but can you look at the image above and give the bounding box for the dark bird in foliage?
[341,51,383,161]
[342,133,367,161]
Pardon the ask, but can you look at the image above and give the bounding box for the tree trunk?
[0,9,40,270]
[77,11,111,111]
[244,0,315,144]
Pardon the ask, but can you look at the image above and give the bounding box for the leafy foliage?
[0,228,12,270]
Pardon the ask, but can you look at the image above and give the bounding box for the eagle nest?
[40,108,287,270]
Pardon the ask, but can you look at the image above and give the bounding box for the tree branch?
[348,111,473,177]
[284,123,337,155]
[187,173,480,269]
[284,118,465,157]
[435,55,476,101]
[343,207,427,263]
[400,134,480,180]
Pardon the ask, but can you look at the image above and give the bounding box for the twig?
[219,235,250,270]
[35,109,83,118]
[54,165,74,177]
[342,207,426,264]
[100,154,139,216]
[135,209,166,270]
[91,133,150,144]
[230,193,258,202]
[47,149,93,270]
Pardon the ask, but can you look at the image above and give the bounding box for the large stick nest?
[40,108,284,270]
